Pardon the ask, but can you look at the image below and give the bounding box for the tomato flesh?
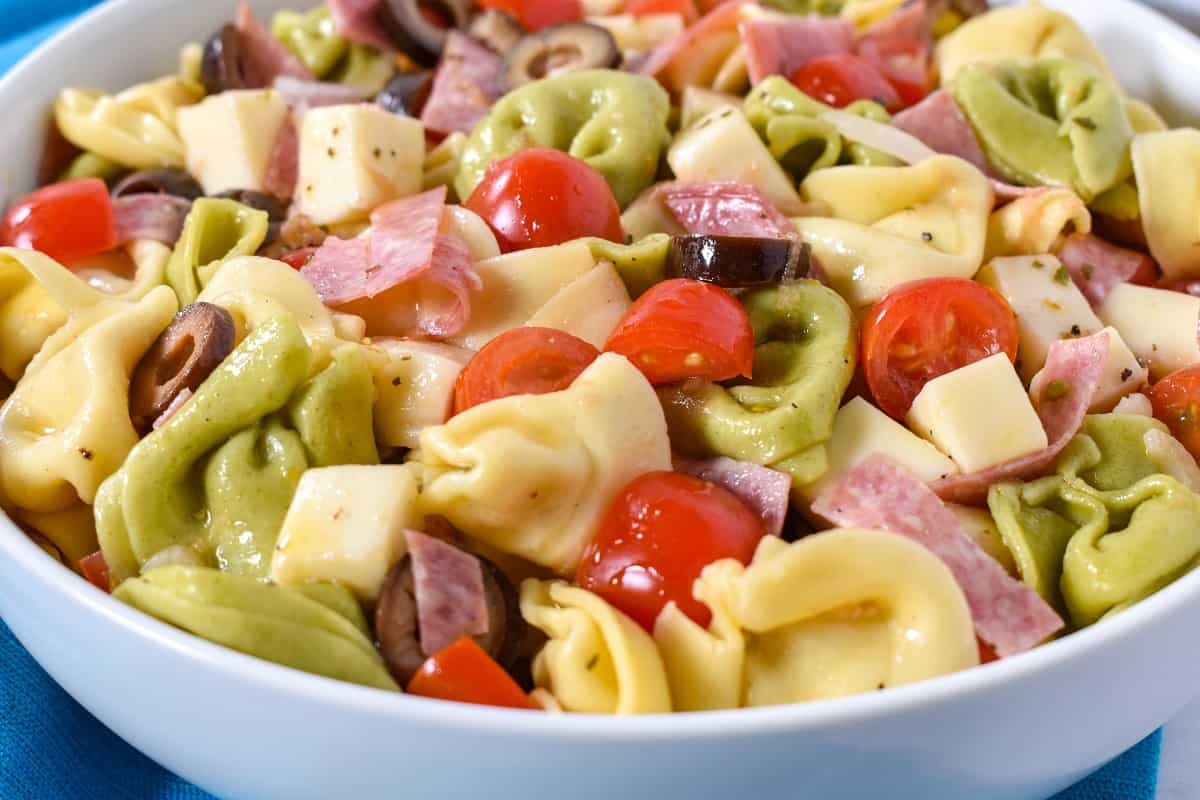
[474,0,582,32]
[1150,365,1200,460]
[790,53,901,112]
[577,471,765,631]
[465,148,623,253]
[626,0,699,23]
[856,37,930,108]
[407,637,535,709]
[2,178,116,263]
[604,279,754,385]
[861,277,1019,419]
[454,326,600,414]
[79,551,111,593]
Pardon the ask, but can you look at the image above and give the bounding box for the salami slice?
[263,116,299,201]
[675,456,791,537]
[658,181,795,239]
[891,90,992,174]
[420,32,502,137]
[112,194,192,246]
[740,13,854,86]
[327,0,394,53]
[236,2,314,87]
[405,530,489,658]
[1057,232,1158,307]
[811,454,1064,656]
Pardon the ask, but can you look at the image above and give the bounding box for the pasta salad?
[4,0,1200,714]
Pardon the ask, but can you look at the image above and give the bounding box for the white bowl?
[2,1,1199,798]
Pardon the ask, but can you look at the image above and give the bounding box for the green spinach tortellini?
[455,70,671,208]
[743,76,900,183]
[989,413,1200,628]
[114,566,398,690]
[272,6,348,78]
[581,234,671,299]
[950,58,1133,201]
[658,280,856,483]
[166,198,270,305]
[96,317,378,584]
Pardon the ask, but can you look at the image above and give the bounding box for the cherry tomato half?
[79,551,111,593]
[790,53,901,112]
[454,326,600,414]
[604,279,754,385]
[475,0,582,32]
[578,471,765,631]
[407,637,535,710]
[856,36,930,108]
[861,277,1019,419]
[2,178,116,263]
[626,0,699,24]
[465,148,623,253]
[1150,365,1200,460]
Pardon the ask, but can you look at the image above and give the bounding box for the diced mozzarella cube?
[668,108,804,215]
[679,87,741,130]
[449,241,597,351]
[906,353,1048,474]
[800,396,960,508]
[295,104,424,226]
[364,339,473,450]
[177,89,289,195]
[1098,283,1200,378]
[1090,326,1148,411]
[526,262,632,349]
[976,255,1102,382]
[270,465,420,602]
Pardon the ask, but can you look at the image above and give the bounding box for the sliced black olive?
[374,552,525,684]
[377,0,475,67]
[200,24,246,94]
[214,189,288,249]
[129,302,235,432]
[666,235,810,288]
[468,10,525,55]
[502,23,619,92]
[375,71,435,117]
[112,169,204,201]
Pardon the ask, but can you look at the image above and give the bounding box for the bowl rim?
[3,0,1200,742]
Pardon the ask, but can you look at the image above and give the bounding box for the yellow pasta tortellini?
[791,155,992,307]
[935,2,1111,83]
[423,133,468,199]
[54,76,202,169]
[984,187,1091,259]
[1131,129,1200,280]
[11,504,99,567]
[0,285,177,512]
[521,581,672,714]
[413,353,672,574]
[654,531,979,711]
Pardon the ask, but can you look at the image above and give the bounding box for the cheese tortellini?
[654,531,979,711]
[1131,129,1200,280]
[791,155,992,307]
[984,187,1092,260]
[54,76,202,169]
[521,580,672,714]
[413,353,672,573]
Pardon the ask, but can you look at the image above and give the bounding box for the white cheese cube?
[668,108,804,216]
[976,255,1102,382]
[449,241,597,351]
[906,353,1048,474]
[270,465,420,601]
[1099,283,1200,378]
[295,104,425,226]
[588,14,685,52]
[679,87,741,130]
[800,396,959,508]
[177,89,289,195]
[364,339,474,450]
[526,262,632,349]
[1090,326,1148,411]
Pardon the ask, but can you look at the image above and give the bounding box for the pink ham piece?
[327,0,394,52]
[674,456,791,537]
[413,231,478,338]
[112,194,192,246]
[658,181,795,238]
[420,32,502,136]
[1057,232,1159,307]
[812,454,1064,656]
[740,14,854,85]
[931,331,1110,505]
[263,117,300,201]
[638,1,752,83]
[891,90,991,175]
[405,530,489,658]
[236,2,313,87]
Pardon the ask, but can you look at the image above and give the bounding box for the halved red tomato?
[474,0,582,32]
[2,178,116,263]
[453,327,600,414]
[790,53,902,112]
[1150,365,1200,460]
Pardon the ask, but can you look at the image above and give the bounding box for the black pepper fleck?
[1070,324,1082,336]
[326,147,336,158]
[373,146,382,159]
[1074,117,1097,131]
[391,377,403,386]
[1121,368,1134,381]
[921,231,933,242]
[78,448,94,461]
[586,654,599,670]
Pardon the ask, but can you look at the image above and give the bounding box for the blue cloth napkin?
[0,4,1165,798]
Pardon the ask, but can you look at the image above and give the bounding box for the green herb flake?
[1045,379,1072,401]
[1052,266,1071,285]
[1032,259,1045,270]
[586,654,599,671]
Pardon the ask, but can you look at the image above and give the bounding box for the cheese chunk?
[295,104,424,226]
[177,89,289,195]
[449,241,597,351]
[364,339,474,450]
[526,262,632,349]
[679,87,740,130]
[800,396,959,507]
[1090,326,1148,412]
[588,14,684,52]
[1098,283,1200,378]
[906,353,1048,474]
[270,465,420,602]
[976,255,1101,382]
[668,108,803,216]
